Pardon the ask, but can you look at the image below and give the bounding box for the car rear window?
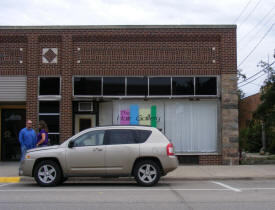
[134,130,152,143]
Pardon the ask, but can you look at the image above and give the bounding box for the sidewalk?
[1,161,275,182]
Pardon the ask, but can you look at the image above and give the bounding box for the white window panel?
[165,100,218,153]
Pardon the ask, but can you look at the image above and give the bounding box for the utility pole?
[260,121,266,155]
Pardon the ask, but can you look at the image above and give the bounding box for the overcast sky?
[0,0,274,97]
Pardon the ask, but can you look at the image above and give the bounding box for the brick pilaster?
[26,35,38,130]
[60,35,73,142]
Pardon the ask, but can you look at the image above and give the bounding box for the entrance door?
[74,114,96,134]
[1,109,26,161]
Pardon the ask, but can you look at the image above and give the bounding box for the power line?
[238,61,275,84]
[250,82,262,87]
[239,5,275,42]
[234,0,253,23]
[238,8,275,52]
[238,23,275,68]
[238,72,266,88]
[238,0,262,28]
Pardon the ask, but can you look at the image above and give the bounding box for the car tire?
[34,160,62,187]
[134,160,161,187]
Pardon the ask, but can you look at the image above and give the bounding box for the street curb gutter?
[0,177,21,183]
[17,176,275,183]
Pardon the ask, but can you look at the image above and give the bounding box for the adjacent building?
[0,25,238,164]
[239,93,261,130]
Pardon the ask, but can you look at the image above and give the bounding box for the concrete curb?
[16,176,275,183]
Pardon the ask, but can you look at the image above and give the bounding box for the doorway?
[1,108,26,161]
[74,114,96,134]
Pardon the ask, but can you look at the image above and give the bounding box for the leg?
[20,145,27,162]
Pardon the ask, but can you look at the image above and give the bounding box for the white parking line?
[211,181,241,192]
[0,183,14,187]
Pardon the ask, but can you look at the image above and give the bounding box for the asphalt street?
[1,179,275,210]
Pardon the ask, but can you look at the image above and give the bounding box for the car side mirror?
[68,141,74,148]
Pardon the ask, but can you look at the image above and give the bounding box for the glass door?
[1,109,26,161]
[74,114,96,134]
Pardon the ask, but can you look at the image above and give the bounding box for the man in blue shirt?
[19,120,37,162]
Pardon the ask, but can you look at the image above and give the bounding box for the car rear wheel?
[34,160,62,187]
[134,160,161,186]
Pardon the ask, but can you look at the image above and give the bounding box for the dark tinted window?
[127,77,148,96]
[48,134,59,145]
[195,77,217,95]
[74,77,101,95]
[39,77,60,95]
[106,129,136,145]
[172,77,194,95]
[39,101,59,113]
[135,130,152,143]
[103,77,125,95]
[39,115,59,133]
[149,77,171,95]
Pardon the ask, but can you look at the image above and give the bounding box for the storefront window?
[103,77,125,95]
[195,77,217,95]
[74,77,101,95]
[39,101,60,145]
[149,77,171,96]
[72,76,218,97]
[127,77,148,96]
[172,77,194,95]
[39,115,59,133]
[39,101,59,113]
[39,77,60,95]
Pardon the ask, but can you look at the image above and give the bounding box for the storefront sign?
[120,110,130,125]
[120,105,159,127]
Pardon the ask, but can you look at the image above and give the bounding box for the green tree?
[253,60,275,153]
[237,68,246,99]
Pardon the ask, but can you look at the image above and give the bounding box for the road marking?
[0,177,20,183]
[242,188,275,191]
[0,183,14,187]
[211,181,241,192]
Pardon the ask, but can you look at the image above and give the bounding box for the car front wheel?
[34,160,62,187]
[134,160,161,186]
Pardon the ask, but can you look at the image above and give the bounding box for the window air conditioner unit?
[78,102,93,112]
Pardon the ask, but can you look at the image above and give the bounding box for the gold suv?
[20,126,178,187]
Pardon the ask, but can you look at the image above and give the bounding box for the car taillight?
[166,143,174,156]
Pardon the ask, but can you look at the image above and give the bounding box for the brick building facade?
[0,25,238,164]
[239,93,261,130]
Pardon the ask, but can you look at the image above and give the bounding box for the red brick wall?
[0,36,27,75]
[60,35,73,142]
[26,35,38,129]
[199,155,223,165]
[0,27,237,77]
[239,93,261,130]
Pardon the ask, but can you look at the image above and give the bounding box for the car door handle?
[93,148,103,152]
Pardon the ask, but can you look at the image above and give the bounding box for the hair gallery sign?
[118,105,160,127]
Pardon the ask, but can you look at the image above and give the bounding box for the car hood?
[27,145,60,153]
